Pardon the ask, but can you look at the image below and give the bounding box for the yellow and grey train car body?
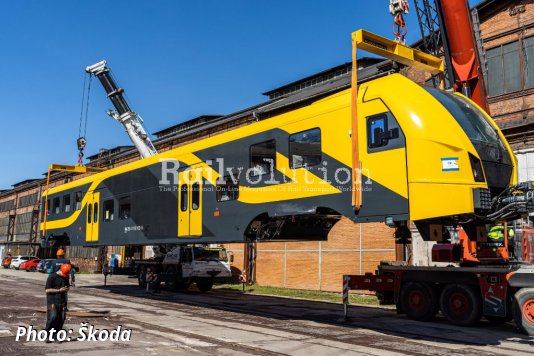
[40,69,516,247]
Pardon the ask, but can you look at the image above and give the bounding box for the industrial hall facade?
[0,0,532,291]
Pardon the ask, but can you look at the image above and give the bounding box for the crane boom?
[85,60,158,159]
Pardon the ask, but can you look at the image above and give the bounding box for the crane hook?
[77,137,87,165]
[389,0,409,44]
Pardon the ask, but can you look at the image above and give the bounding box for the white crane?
[85,60,158,159]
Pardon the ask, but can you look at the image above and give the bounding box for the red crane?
[439,0,490,113]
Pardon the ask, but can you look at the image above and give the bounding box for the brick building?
[1,0,532,291]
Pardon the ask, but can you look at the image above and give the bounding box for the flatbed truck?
[135,245,232,292]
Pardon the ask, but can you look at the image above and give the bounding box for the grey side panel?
[354,175,409,223]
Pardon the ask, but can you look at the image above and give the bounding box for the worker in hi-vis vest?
[488,224,514,245]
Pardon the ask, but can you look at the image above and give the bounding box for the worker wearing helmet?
[51,248,75,310]
[44,263,71,343]
[51,248,75,285]
[52,248,71,272]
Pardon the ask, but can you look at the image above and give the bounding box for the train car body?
[40,71,516,248]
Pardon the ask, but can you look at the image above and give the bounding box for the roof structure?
[153,115,223,139]
[87,146,134,162]
[12,179,40,188]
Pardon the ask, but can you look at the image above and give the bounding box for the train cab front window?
[425,86,513,191]
[424,87,500,146]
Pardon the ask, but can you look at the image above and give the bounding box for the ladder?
[472,8,489,93]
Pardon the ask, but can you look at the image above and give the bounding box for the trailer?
[342,227,534,335]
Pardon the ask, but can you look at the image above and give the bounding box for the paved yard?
[0,268,533,355]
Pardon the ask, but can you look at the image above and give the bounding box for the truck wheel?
[440,284,482,326]
[137,265,147,288]
[512,288,534,335]
[399,282,438,321]
[196,279,214,292]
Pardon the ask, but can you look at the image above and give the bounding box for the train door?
[85,192,100,242]
[357,99,409,220]
[178,165,203,237]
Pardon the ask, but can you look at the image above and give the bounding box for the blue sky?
[0,0,478,189]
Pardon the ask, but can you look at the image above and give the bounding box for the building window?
[216,177,239,202]
[250,140,276,176]
[0,199,16,212]
[53,197,60,214]
[18,193,38,208]
[63,194,71,213]
[103,200,114,222]
[289,128,322,169]
[523,36,534,89]
[119,197,131,220]
[75,191,82,211]
[487,39,533,97]
[180,185,188,211]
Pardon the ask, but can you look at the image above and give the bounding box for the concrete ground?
[0,268,533,355]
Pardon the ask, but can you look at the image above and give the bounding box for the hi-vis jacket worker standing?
[44,263,71,343]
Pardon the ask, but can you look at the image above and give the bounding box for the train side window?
[180,185,188,211]
[87,204,92,224]
[192,183,200,210]
[94,202,99,223]
[103,200,114,222]
[119,197,131,220]
[250,140,276,176]
[63,194,71,213]
[216,177,239,202]
[289,128,322,169]
[368,116,386,148]
[367,114,399,149]
[53,197,60,214]
[75,191,82,211]
[46,199,51,215]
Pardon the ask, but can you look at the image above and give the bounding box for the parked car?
[37,259,54,273]
[10,256,38,270]
[2,255,12,269]
[20,258,41,272]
